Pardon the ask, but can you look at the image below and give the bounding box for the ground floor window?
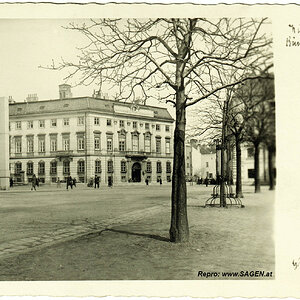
[157,175,161,182]
[146,161,152,173]
[50,161,57,175]
[166,161,171,173]
[167,175,171,182]
[147,175,151,182]
[38,161,45,175]
[39,177,45,183]
[121,175,127,182]
[63,160,70,175]
[51,177,57,183]
[78,176,85,183]
[107,160,113,173]
[15,162,22,174]
[95,160,101,173]
[27,162,33,175]
[121,161,127,173]
[156,161,162,173]
[77,160,85,174]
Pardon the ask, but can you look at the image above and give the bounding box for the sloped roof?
[200,145,216,155]
[9,97,174,121]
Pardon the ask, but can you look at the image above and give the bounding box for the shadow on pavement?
[95,228,170,242]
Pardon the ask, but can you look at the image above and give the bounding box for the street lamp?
[214,138,221,184]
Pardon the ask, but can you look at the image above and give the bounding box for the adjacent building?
[9,85,174,185]
[185,139,273,185]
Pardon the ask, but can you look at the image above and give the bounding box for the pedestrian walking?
[94,175,100,188]
[205,177,209,187]
[57,177,61,188]
[10,178,13,188]
[66,176,73,190]
[159,178,162,185]
[145,178,149,185]
[69,176,73,189]
[31,174,37,191]
[108,176,113,188]
[73,177,77,188]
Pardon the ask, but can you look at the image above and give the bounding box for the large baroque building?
[9,85,174,185]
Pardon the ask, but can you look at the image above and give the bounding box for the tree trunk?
[235,137,243,198]
[268,145,275,190]
[254,143,261,193]
[220,140,226,207]
[169,89,189,243]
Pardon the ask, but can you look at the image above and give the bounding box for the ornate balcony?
[124,150,148,160]
[55,150,74,161]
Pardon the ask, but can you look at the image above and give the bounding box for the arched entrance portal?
[132,162,141,182]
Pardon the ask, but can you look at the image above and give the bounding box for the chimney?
[59,84,72,99]
[26,93,38,102]
[8,96,15,104]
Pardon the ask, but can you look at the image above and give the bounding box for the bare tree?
[242,78,275,193]
[45,18,272,242]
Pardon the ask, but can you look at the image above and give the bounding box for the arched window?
[119,133,126,152]
[50,160,57,175]
[166,161,172,173]
[77,159,85,174]
[132,134,139,152]
[121,160,127,173]
[38,161,45,175]
[107,160,113,173]
[27,161,34,175]
[146,161,152,173]
[156,161,162,173]
[15,162,22,174]
[63,160,70,175]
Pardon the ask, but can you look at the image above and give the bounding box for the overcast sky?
[0,19,123,102]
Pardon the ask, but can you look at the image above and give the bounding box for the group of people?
[90,175,112,188]
[65,176,77,190]
[145,178,162,185]
[30,174,40,191]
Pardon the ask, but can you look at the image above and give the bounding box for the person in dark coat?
[73,177,77,187]
[10,178,13,188]
[145,178,149,185]
[205,177,209,187]
[108,176,113,188]
[31,174,37,191]
[94,175,100,189]
[159,178,162,185]
[66,176,73,190]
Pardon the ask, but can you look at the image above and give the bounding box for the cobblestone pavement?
[0,205,166,260]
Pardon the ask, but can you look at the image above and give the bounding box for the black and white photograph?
[0,14,275,281]
[4,2,300,297]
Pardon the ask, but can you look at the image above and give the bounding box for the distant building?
[186,140,273,185]
[185,143,193,181]
[9,85,174,185]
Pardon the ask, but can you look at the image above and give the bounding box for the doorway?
[132,162,141,182]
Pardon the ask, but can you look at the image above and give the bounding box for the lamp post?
[214,138,220,184]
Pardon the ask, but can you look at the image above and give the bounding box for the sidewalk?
[0,188,274,280]
[0,181,172,193]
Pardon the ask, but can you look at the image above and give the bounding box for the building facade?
[9,87,174,185]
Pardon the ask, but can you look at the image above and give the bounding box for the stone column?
[0,97,10,189]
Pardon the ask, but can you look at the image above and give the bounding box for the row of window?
[10,118,170,132]
[13,160,172,176]
[12,117,83,130]
[12,134,171,154]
